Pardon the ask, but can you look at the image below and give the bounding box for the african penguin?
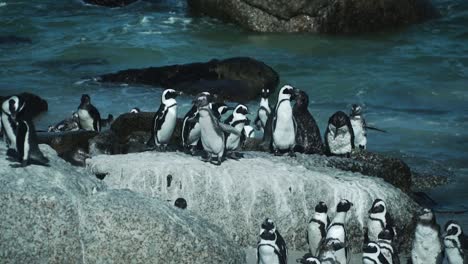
[257,218,287,264]
[411,208,443,264]
[12,117,49,167]
[77,94,101,132]
[48,112,80,132]
[324,111,355,157]
[224,104,249,159]
[130,107,141,114]
[326,199,353,264]
[272,85,297,157]
[307,201,330,256]
[194,94,239,165]
[297,253,321,264]
[181,93,207,154]
[293,89,324,155]
[147,89,181,150]
[349,104,367,150]
[362,242,389,264]
[318,237,346,264]
[211,102,232,120]
[365,199,395,243]
[1,96,25,150]
[377,227,399,264]
[255,88,271,132]
[443,220,467,264]
[243,125,255,138]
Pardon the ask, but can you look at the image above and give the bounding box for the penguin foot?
[201,152,210,162]
[10,160,28,168]
[288,150,296,157]
[227,152,242,160]
[210,159,222,166]
[273,149,282,156]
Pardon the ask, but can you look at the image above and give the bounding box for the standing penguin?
[255,88,271,132]
[181,93,207,154]
[411,208,443,264]
[378,228,399,264]
[12,117,49,167]
[349,104,367,149]
[1,96,25,149]
[293,89,324,155]
[272,85,297,157]
[362,242,390,264]
[147,89,181,150]
[224,104,249,159]
[77,94,101,132]
[365,199,395,243]
[326,199,353,264]
[307,201,330,256]
[297,253,321,264]
[318,237,346,264]
[257,218,287,264]
[324,111,355,157]
[443,221,467,264]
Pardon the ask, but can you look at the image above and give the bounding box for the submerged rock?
[87,151,420,252]
[97,57,279,102]
[83,0,139,7]
[187,0,439,33]
[0,35,32,45]
[0,142,245,263]
[0,92,48,120]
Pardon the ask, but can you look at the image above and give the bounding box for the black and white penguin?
[349,104,367,150]
[255,88,271,132]
[293,89,324,155]
[147,89,181,150]
[224,104,249,159]
[182,94,206,154]
[443,220,467,264]
[243,125,255,138]
[211,102,232,120]
[307,201,330,256]
[296,253,321,264]
[272,85,297,156]
[318,237,346,264]
[194,94,240,165]
[365,199,395,243]
[129,107,141,114]
[377,227,399,264]
[324,111,355,156]
[362,242,390,264]
[12,117,49,167]
[411,208,443,264]
[1,95,25,150]
[326,199,353,264]
[48,112,80,132]
[77,94,101,132]
[257,218,287,264]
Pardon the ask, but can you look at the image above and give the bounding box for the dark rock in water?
[98,57,279,102]
[83,0,139,7]
[187,0,439,33]
[0,92,48,120]
[0,35,32,45]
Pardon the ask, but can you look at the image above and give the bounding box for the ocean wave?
[0,2,6,8]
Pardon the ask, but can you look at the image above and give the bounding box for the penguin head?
[277,85,297,101]
[377,227,395,241]
[336,199,353,212]
[162,89,181,103]
[212,102,233,117]
[261,88,271,99]
[81,94,91,105]
[261,218,276,232]
[363,242,381,255]
[130,107,141,114]
[72,112,79,119]
[369,199,386,215]
[328,111,351,139]
[315,201,328,213]
[350,104,362,116]
[259,228,276,241]
[444,220,463,239]
[3,96,25,120]
[418,208,436,224]
[296,253,321,264]
[194,93,211,109]
[293,89,309,109]
[233,104,248,117]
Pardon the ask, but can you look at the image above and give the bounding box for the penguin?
[362,242,390,264]
[77,94,101,132]
[411,208,444,264]
[365,199,395,243]
[147,89,181,150]
[211,102,232,120]
[12,117,49,167]
[349,104,367,150]
[272,85,297,157]
[193,94,240,165]
[443,220,467,264]
[377,227,399,264]
[243,125,255,138]
[292,89,324,155]
[324,111,355,157]
[326,199,353,264]
[224,104,249,159]
[307,201,330,256]
[130,107,141,114]
[1,95,25,150]
[257,218,287,264]
[48,112,80,132]
[297,253,321,264]
[255,88,271,132]
[182,97,203,154]
[318,237,346,264]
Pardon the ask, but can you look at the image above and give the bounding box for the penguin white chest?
[273,103,295,149]
[351,117,366,148]
[412,225,442,264]
[258,244,280,264]
[327,128,352,155]
[187,122,201,146]
[258,108,269,129]
[199,113,224,155]
[444,246,463,264]
[368,217,385,241]
[226,122,244,150]
[1,112,16,148]
[157,107,177,144]
[307,221,323,255]
[78,109,95,131]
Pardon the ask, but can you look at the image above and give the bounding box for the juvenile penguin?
[1,96,25,149]
[324,111,354,156]
[365,199,395,243]
[147,89,181,150]
[48,112,80,132]
[255,88,271,132]
[362,242,389,264]
[443,220,467,264]
[297,253,321,264]
[326,199,353,264]
[411,208,443,264]
[224,104,249,159]
[307,201,330,256]
[257,218,287,264]
[377,228,399,264]
[77,94,101,132]
[272,85,297,156]
[194,94,240,165]
[293,89,324,155]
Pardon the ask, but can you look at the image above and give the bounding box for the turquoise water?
[1,0,467,226]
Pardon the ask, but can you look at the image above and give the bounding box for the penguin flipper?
[218,123,241,136]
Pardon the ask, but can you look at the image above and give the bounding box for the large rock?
[187,0,439,33]
[0,92,48,120]
[97,57,279,102]
[0,143,245,263]
[86,151,420,252]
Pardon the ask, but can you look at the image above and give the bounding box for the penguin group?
[257,199,467,264]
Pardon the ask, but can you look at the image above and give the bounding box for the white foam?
[0,2,6,8]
